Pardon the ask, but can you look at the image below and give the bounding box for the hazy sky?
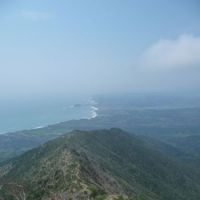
[0,0,200,99]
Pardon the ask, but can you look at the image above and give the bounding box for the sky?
[0,0,200,99]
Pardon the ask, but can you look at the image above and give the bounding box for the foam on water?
[0,96,98,134]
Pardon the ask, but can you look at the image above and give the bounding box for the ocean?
[0,96,98,134]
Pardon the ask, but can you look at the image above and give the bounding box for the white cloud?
[21,10,52,21]
[139,34,200,70]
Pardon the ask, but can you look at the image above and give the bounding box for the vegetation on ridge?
[1,129,200,200]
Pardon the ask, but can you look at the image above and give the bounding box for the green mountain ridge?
[1,106,200,164]
[1,129,200,200]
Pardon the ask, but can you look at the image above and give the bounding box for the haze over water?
[0,1,199,133]
[0,96,97,134]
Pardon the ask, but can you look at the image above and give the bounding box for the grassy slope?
[1,129,200,200]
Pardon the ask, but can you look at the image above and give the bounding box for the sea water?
[0,96,98,134]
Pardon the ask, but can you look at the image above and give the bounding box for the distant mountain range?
[1,129,200,200]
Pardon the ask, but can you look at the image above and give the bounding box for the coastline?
[0,97,99,134]
[33,103,99,131]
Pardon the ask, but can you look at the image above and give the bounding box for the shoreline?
[0,98,99,135]
[33,103,99,130]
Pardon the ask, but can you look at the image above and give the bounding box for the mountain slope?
[1,129,200,200]
[1,106,200,164]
